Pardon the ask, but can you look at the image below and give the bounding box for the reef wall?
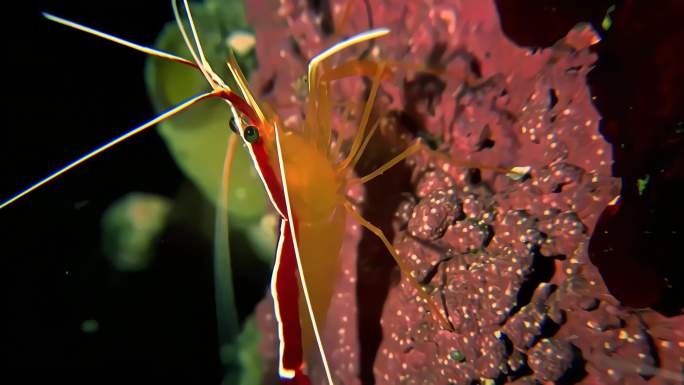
[248,1,683,384]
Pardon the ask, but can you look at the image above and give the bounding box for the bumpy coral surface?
[249,0,683,384]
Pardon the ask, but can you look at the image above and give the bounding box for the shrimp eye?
[229,117,239,134]
[243,125,259,143]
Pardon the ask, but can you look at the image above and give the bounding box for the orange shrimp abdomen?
[280,130,346,357]
[280,132,339,225]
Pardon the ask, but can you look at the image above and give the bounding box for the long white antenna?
[307,28,390,94]
[182,0,210,71]
[171,0,217,89]
[172,0,229,90]
[43,12,196,67]
[0,90,223,209]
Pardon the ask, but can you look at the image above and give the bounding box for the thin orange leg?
[337,61,387,171]
[343,201,453,331]
[213,133,241,361]
[349,140,423,185]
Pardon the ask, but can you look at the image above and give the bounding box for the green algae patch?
[81,319,99,334]
[602,5,616,31]
[637,174,650,196]
[101,192,172,272]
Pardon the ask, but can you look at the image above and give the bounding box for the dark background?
[3,0,682,382]
[3,1,225,382]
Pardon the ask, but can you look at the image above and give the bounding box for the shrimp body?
[280,132,341,224]
[235,108,345,383]
[223,22,460,381]
[280,128,348,360]
[239,48,447,384]
[3,3,440,384]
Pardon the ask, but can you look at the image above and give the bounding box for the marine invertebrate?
[147,2,458,383]
[7,1,449,383]
[5,3,396,383]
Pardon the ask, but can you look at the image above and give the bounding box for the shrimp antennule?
[171,0,260,131]
[171,0,227,90]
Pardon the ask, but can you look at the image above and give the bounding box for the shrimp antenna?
[226,49,266,123]
[171,0,228,90]
[0,90,224,210]
[181,0,211,74]
[172,0,264,125]
[42,12,197,68]
[2,11,254,210]
[45,8,254,127]
[307,28,390,94]
[171,0,249,132]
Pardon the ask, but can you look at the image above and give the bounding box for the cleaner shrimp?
[3,1,532,383]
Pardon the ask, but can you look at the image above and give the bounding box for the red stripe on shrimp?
[271,219,310,384]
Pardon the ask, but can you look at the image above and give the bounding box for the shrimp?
[218,13,475,385]
[2,2,526,384]
[2,2,446,383]
[223,26,456,384]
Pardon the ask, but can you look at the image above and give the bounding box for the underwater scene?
[4,0,683,384]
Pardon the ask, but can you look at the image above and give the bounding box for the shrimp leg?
[337,61,387,171]
[342,201,453,331]
[305,30,389,149]
[350,140,423,185]
[213,133,241,365]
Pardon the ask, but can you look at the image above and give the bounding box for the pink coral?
[248,0,683,384]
